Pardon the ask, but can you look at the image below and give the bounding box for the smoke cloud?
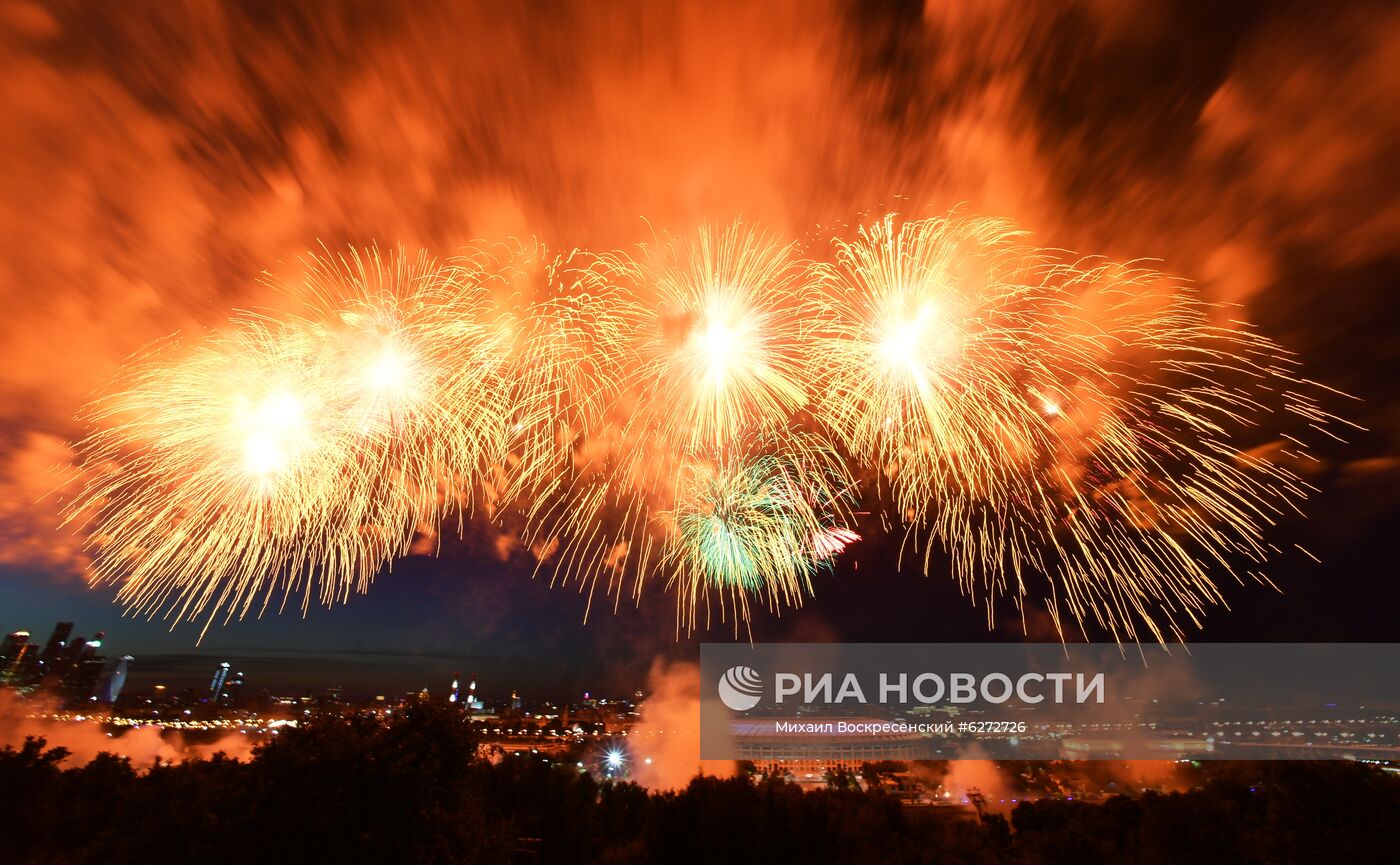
[2,0,1394,584]
[0,691,254,767]
[629,657,735,790]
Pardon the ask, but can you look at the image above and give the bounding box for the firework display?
[64,216,1344,641]
[506,225,835,628]
[664,431,854,632]
[67,248,516,635]
[808,217,1346,641]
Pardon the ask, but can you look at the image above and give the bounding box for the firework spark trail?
[625,223,813,452]
[67,248,515,636]
[496,243,649,608]
[1011,262,1349,642]
[504,223,851,629]
[664,431,856,632]
[64,216,1348,642]
[806,214,1349,642]
[506,249,638,484]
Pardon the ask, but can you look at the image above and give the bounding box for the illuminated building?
[39,622,72,663]
[220,670,244,706]
[210,662,231,700]
[0,630,28,664]
[729,717,925,779]
[96,655,133,703]
[0,631,31,685]
[37,622,77,683]
[65,636,106,700]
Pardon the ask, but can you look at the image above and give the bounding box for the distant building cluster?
[1,621,132,705]
[3,620,656,767]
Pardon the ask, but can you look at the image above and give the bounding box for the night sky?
[1,1,1396,701]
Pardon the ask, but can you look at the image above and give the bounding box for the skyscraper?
[0,630,28,664]
[39,622,72,663]
[64,635,106,700]
[0,631,29,683]
[60,635,88,669]
[210,662,231,700]
[218,670,244,707]
[96,655,133,703]
[0,629,27,669]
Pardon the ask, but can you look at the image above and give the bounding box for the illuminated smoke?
[0,691,254,767]
[628,658,736,790]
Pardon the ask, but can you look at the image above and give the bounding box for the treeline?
[1,702,1396,864]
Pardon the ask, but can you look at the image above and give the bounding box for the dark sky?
[1,1,1396,700]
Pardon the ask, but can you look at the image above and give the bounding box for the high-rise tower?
[210,662,231,700]
[0,631,29,682]
[0,630,28,662]
[39,622,73,663]
[96,655,133,703]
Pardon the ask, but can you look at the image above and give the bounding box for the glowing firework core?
[365,347,415,394]
[236,391,311,480]
[696,313,746,390]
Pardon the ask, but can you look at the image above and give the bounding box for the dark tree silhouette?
[2,710,1397,865]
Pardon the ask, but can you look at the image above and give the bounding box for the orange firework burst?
[809,213,1350,642]
[504,223,857,629]
[807,214,1057,512]
[623,222,814,451]
[66,248,514,634]
[496,243,649,603]
[1004,259,1352,642]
